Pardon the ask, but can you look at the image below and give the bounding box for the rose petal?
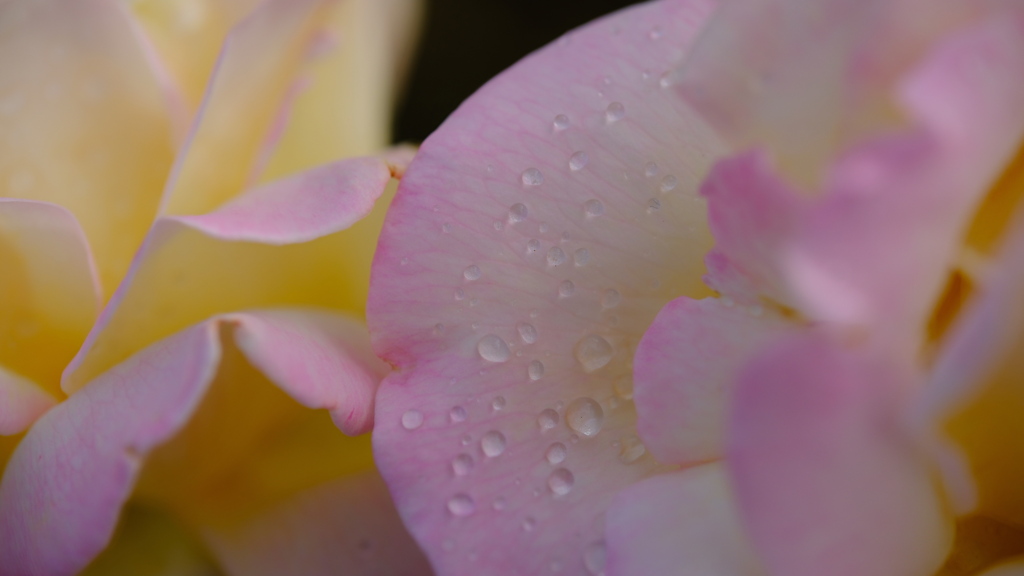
[367,1,726,573]
[980,558,1024,576]
[0,0,177,297]
[633,296,786,465]
[63,152,404,394]
[202,472,432,576]
[605,463,764,576]
[728,333,952,576]
[0,309,385,575]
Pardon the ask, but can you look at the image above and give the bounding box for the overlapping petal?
[368,1,728,574]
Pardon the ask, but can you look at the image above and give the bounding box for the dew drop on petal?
[518,323,538,344]
[619,435,646,464]
[553,114,569,131]
[538,409,559,431]
[584,542,608,574]
[493,497,507,511]
[583,199,604,217]
[574,335,614,372]
[528,360,545,380]
[545,442,567,465]
[613,377,634,400]
[659,174,678,192]
[565,397,604,437]
[522,167,544,187]
[492,396,507,411]
[548,468,575,496]
[464,264,481,281]
[522,517,537,531]
[559,281,576,297]
[569,151,589,171]
[450,405,468,423]
[478,334,511,363]
[647,198,662,213]
[573,248,590,266]
[452,453,474,476]
[481,430,507,457]
[401,410,424,430]
[527,239,541,254]
[509,203,528,223]
[442,222,452,233]
[602,289,621,308]
[448,493,475,516]
[547,247,567,266]
[605,102,625,124]
[644,161,659,177]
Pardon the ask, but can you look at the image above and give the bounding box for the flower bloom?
[366,0,1024,575]
[0,0,430,574]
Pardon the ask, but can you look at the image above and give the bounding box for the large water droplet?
[542,248,566,268]
[538,409,559,431]
[545,442,567,465]
[619,435,646,464]
[602,289,621,308]
[583,199,604,217]
[528,360,545,380]
[569,151,589,171]
[518,323,538,344]
[565,397,604,437]
[481,430,507,457]
[527,239,541,254]
[463,264,481,281]
[548,468,575,496]
[478,334,511,363]
[558,281,576,297]
[553,114,570,131]
[509,203,528,223]
[450,405,468,423]
[491,396,507,411]
[574,335,614,372]
[454,288,466,301]
[401,410,424,430]
[452,453,474,476]
[573,248,590,266]
[584,542,607,574]
[448,493,475,516]
[644,161,659,177]
[605,102,625,123]
[522,168,544,187]
[659,174,678,192]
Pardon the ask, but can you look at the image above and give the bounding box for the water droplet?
[545,442,567,465]
[518,323,538,344]
[433,323,445,336]
[464,264,481,281]
[558,281,576,297]
[442,222,452,233]
[602,289,621,308]
[528,360,545,380]
[461,434,472,446]
[574,335,614,372]
[509,203,528,223]
[644,161,659,177]
[619,435,646,463]
[494,220,504,231]
[452,453,474,476]
[527,239,541,254]
[481,430,507,457]
[454,288,466,301]
[569,151,589,171]
[659,73,673,89]
[553,114,570,131]
[478,335,511,363]
[649,26,663,40]
[605,102,625,123]
[647,198,662,212]
[492,396,507,411]
[548,468,575,496]
[493,497,507,511]
[450,405,468,423]
[547,247,567,266]
[522,517,537,531]
[448,493,475,516]
[538,409,559,431]
[573,248,590,266]
[584,541,608,574]
[401,410,424,430]
[613,377,634,400]
[539,222,549,234]
[583,199,604,217]
[522,168,544,187]
[566,397,605,437]
[659,175,678,192]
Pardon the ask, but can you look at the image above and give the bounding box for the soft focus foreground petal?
[0,0,176,297]
[980,558,1024,576]
[925,211,1024,525]
[203,472,432,576]
[0,309,383,575]
[159,0,346,217]
[633,297,785,464]
[0,200,99,404]
[64,153,403,393]
[368,1,726,574]
[729,334,952,576]
[786,12,1024,347]
[605,463,764,576]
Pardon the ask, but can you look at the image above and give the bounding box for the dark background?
[393,0,644,143]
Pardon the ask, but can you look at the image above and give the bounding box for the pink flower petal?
[367,1,726,574]
[633,296,786,464]
[64,152,404,394]
[605,463,765,576]
[728,333,952,576]
[0,310,385,575]
[202,472,432,576]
